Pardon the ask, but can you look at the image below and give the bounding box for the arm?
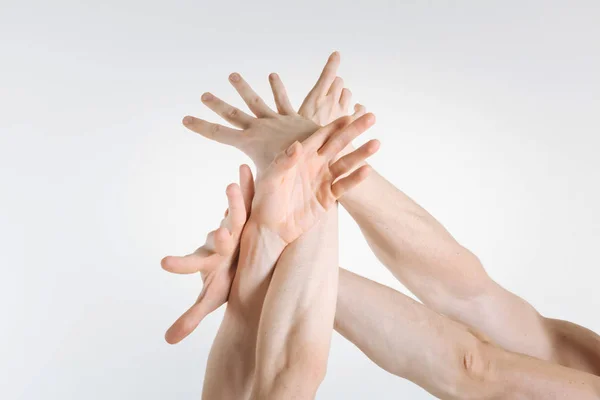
[202,222,285,399]
[195,114,377,398]
[337,152,600,373]
[287,53,600,371]
[251,210,338,399]
[338,169,554,359]
[335,268,600,400]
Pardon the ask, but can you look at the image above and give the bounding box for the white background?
[2,1,599,399]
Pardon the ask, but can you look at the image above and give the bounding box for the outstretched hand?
[161,165,254,344]
[164,53,378,344]
[295,51,366,126]
[182,52,366,172]
[250,113,379,244]
[162,113,378,343]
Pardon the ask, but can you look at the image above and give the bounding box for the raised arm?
[163,181,600,400]
[164,103,378,398]
[239,114,375,399]
[286,53,600,373]
[250,210,338,399]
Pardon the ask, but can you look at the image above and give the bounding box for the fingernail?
[201,92,213,101]
[229,73,240,82]
[286,142,297,156]
[269,72,278,80]
[182,116,194,125]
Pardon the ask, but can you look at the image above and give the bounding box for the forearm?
[252,209,339,399]
[334,268,600,400]
[202,222,286,400]
[201,312,256,399]
[339,169,488,306]
[335,268,488,399]
[490,345,600,399]
[339,168,553,359]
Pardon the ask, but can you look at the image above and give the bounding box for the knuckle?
[228,108,238,118]
[210,124,220,136]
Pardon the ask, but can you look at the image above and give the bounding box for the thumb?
[161,252,211,275]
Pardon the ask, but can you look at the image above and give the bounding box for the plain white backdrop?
[2,1,599,398]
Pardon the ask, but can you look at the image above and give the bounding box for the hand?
[295,51,367,127]
[161,165,254,344]
[250,113,379,244]
[183,74,318,172]
[181,52,366,172]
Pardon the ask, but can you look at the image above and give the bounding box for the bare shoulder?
[544,317,600,376]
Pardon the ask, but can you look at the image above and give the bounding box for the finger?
[200,92,254,128]
[339,88,352,110]
[331,165,372,199]
[165,294,217,344]
[318,113,376,158]
[302,116,353,153]
[225,183,247,232]
[330,139,380,179]
[327,76,344,101]
[239,164,255,214]
[229,73,276,118]
[272,141,303,172]
[309,51,341,99]
[213,226,235,255]
[182,116,243,147]
[352,103,367,119]
[299,51,341,113]
[161,253,209,274]
[268,73,295,115]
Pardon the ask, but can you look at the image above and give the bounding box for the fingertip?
[182,116,194,125]
[239,163,252,177]
[164,330,179,345]
[330,51,340,60]
[226,182,240,197]
[367,139,381,153]
[269,72,278,81]
[229,72,241,82]
[286,141,302,158]
[201,92,213,102]
[363,112,376,125]
[165,319,185,344]
[160,256,172,271]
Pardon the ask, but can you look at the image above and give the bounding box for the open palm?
[251,113,379,244]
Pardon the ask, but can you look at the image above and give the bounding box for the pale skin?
[163,53,600,398]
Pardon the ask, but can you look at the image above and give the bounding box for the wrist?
[243,218,287,255]
[228,219,287,313]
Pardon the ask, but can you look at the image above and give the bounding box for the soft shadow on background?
[2,1,599,399]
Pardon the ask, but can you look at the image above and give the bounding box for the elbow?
[445,340,502,400]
